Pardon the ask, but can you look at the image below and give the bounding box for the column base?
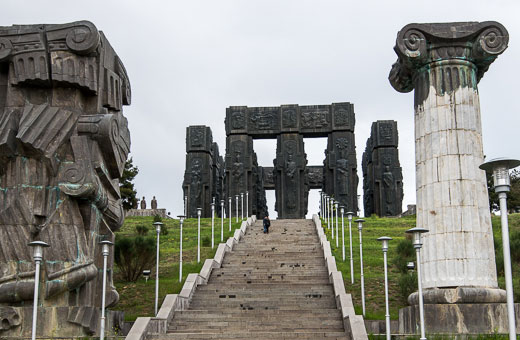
[408,287,506,304]
[399,303,520,334]
[0,306,125,337]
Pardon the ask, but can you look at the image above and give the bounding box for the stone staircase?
[150,219,350,339]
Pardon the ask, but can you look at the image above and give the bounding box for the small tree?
[120,158,139,210]
[114,235,155,282]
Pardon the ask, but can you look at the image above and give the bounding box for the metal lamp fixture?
[246,191,249,218]
[211,202,215,249]
[153,222,163,316]
[355,218,366,316]
[480,157,520,340]
[229,197,232,232]
[406,226,429,340]
[197,208,202,263]
[241,192,244,220]
[221,200,225,242]
[347,211,355,284]
[99,240,114,340]
[235,195,239,223]
[340,206,345,261]
[28,240,49,340]
[178,215,186,282]
[377,236,393,340]
[330,198,335,240]
[335,201,339,247]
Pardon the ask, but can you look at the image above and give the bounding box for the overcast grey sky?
[3,1,519,218]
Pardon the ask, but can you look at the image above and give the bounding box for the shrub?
[398,272,417,302]
[136,225,149,236]
[393,238,415,274]
[114,235,156,282]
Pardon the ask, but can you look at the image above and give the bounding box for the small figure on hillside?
[140,196,147,209]
[151,196,158,209]
[133,198,139,209]
[263,216,271,234]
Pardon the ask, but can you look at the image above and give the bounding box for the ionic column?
[389,22,508,297]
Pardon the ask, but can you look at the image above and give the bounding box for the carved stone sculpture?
[140,196,147,209]
[0,21,131,336]
[362,121,403,217]
[151,196,157,209]
[182,126,221,218]
[389,21,511,334]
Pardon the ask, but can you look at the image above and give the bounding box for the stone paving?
[150,219,349,339]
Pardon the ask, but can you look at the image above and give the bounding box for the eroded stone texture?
[389,21,508,296]
[362,121,403,217]
[182,126,224,218]
[225,102,357,218]
[0,21,131,336]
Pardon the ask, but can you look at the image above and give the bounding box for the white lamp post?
[246,191,249,218]
[229,197,232,232]
[211,203,215,249]
[319,191,323,218]
[235,195,239,223]
[480,157,520,340]
[340,206,345,261]
[406,226,429,340]
[355,218,366,317]
[99,240,114,340]
[331,198,335,241]
[377,236,393,340]
[335,201,339,248]
[197,208,201,263]
[220,200,224,242]
[325,196,329,229]
[28,240,49,340]
[241,192,244,220]
[347,211,355,284]
[153,222,163,316]
[178,215,185,282]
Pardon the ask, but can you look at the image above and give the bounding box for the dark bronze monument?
[362,120,403,217]
[0,21,130,336]
[225,102,358,218]
[182,126,224,218]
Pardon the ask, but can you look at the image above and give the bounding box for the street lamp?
[325,195,330,229]
[220,200,225,242]
[480,157,520,340]
[347,211,355,284]
[330,198,335,241]
[99,240,114,340]
[28,240,49,340]
[406,226,429,340]
[340,206,345,261]
[211,203,215,249]
[335,201,339,248]
[355,218,366,317]
[241,192,244,220]
[235,195,239,223]
[153,222,163,316]
[197,208,202,263]
[229,197,232,232]
[377,236,393,340]
[178,215,186,282]
[246,191,249,218]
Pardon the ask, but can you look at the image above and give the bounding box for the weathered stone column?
[390,22,516,334]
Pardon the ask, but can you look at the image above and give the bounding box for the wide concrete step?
[172,309,342,319]
[154,331,349,340]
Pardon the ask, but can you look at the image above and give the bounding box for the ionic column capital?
[389,21,508,93]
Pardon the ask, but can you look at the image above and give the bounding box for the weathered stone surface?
[0,20,131,336]
[182,126,223,218]
[225,102,357,219]
[399,303,520,334]
[362,120,403,217]
[389,21,508,292]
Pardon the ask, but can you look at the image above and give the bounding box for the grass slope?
[321,213,520,320]
[113,216,242,321]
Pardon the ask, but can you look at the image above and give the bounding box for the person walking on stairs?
[263,216,271,233]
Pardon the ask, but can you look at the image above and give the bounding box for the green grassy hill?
[323,213,520,320]
[113,213,520,322]
[113,216,242,321]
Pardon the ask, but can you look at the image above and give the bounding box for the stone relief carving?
[250,110,277,130]
[282,109,297,128]
[231,111,246,129]
[301,110,329,128]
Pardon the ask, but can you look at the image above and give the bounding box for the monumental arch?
[225,102,358,219]
[0,21,131,336]
[389,21,513,333]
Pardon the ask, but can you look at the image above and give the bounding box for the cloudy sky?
[3,1,519,218]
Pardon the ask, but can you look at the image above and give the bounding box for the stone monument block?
[0,21,131,336]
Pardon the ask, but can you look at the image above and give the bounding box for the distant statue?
[141,196,147,209]
[133,198,139,209]
[151,196,158,209]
